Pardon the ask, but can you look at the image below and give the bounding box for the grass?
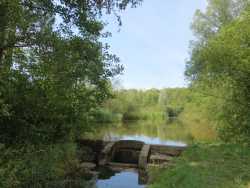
[149,143,250,188]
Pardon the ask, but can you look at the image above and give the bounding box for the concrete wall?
[111,140,144,164]
[150,144,186,156]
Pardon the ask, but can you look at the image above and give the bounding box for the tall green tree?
[191,0,249,40]
[186,0,250,143]
[0,0,142,145]
[0,1,143,187]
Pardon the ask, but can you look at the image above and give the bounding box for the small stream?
[87,120,216,188]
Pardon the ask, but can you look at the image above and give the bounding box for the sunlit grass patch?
[149,144,250,188]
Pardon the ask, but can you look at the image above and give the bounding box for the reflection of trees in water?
[96,120,216,143]
[96,168,147,186]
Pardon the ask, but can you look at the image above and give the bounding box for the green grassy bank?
[149,144,250,188]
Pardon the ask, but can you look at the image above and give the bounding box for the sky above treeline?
[104,0,207,89]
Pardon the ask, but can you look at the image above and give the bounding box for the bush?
[92,108,122,123]
[0,143,91,188]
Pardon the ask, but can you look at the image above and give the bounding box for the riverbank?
[149,143,250,188]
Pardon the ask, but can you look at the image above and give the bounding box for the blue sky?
[104,1,207,89]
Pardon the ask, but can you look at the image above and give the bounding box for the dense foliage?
[0,0,142,187]
[95,88,192,123]
[0,0,143,145]
[186,0,250,143]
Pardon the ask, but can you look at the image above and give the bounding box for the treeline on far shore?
[92,88,213,126]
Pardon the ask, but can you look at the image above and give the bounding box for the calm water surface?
[96,171,144,188]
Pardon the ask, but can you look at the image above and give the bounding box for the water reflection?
[90,120,216,146]
[105,134,186,146]
[96,171,144,188]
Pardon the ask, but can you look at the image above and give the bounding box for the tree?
[0,0,142,145]
[191,0,249,41]
[187,0,249,81]
[186,0,250,143]
[0,1,143,187]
